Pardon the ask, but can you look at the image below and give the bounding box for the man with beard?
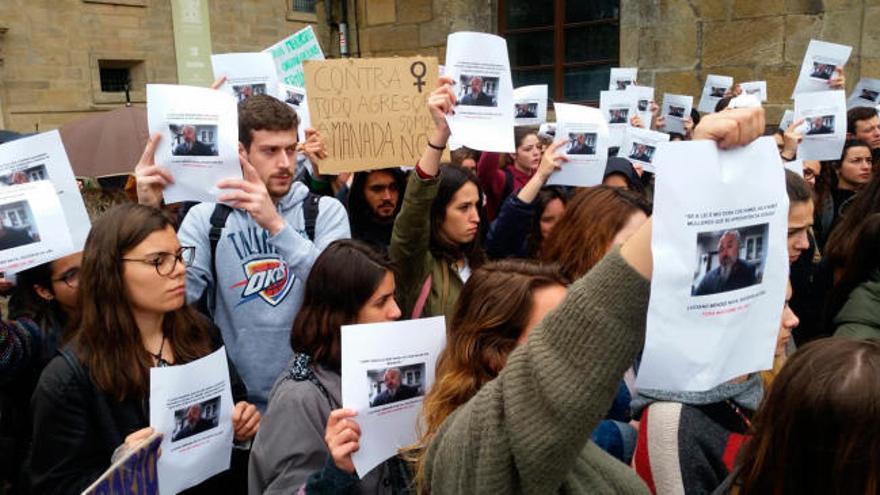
[693,229,758,296]
[347,168,407,250]
[134,95,350,410]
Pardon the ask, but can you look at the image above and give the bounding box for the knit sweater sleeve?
[423,248,651,493]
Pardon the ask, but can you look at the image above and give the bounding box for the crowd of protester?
[1,56,879,495]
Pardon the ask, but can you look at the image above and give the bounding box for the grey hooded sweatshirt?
[178,181,350,410]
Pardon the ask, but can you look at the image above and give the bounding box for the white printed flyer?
[600,90,637,148]
[791,39,852,97]
[548,102,609,187]
[625,85,655,129]
[211,52,280,102]
[609,67,638,91]
[620,127,670,173]
[638,137,789,392]
[445,32,515,152]
[0,181,73,273]
[697,74,734,113]
[794,90,846,161]
[150,347,235,495]
[662,93,693,135]
[0,130,90,252]
[513,84,548,126]
[341,316,447,477]
[146,84,242,204]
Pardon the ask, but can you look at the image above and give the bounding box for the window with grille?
[99,67,131,93]
[498,0,620,105]
[292,0,317,13]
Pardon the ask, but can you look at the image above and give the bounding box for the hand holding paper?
[325,408,361,474]
[134,133,174,208]
[299,128,328,163]
[517,139,568,203]
[231,401,261,442]
[217,155,285,235]
[830,67,846,90]
[781,118,806,160]
[115,427,157,463]
[693,106,766,149]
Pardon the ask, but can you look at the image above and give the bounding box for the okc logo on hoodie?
[231,257,293,306]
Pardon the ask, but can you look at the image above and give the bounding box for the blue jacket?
[486,194,534,259]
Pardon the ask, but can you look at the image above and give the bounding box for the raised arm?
[485,140,568,259]
[389,78,455,310]
[423,107,766,493]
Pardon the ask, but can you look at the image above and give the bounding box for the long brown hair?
[824,153,880,271]
[825,214,880,330]
[541,186,651,280]
[736,338,880,493]
[408,260,568,489]
[74,204,212,401]
[291,239,394,371]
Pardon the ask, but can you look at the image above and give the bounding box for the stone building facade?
[619,0,880,122]
[0,0,876,133]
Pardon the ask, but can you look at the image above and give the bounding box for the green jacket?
[423,249,650,494]
[833,269,880,340]
[389,172,463,322]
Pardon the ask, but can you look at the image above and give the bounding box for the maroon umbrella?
[58,105,149,178]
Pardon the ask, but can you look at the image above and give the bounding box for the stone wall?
[0,0,327,132]
[354,0,495,61]
[620,0,880,123]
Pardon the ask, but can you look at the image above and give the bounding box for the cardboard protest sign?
[304,56,445,173]
[264,26,325,88]
[82,432,162,495]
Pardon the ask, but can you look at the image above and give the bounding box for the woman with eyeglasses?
[27,203,260,494]
[0,252,81,493]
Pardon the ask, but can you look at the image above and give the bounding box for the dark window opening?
[292,0,317,13]
[499,0,620,105]
[99,67,131,93]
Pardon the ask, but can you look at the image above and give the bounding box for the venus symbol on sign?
[410,61,427,93]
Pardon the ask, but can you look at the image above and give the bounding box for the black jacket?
[27,339,247,494]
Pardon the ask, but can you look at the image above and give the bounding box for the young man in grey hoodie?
[135,95,350,410]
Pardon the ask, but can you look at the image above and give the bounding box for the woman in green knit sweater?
[417,83,768,494]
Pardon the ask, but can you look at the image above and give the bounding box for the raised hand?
[134,133,174,208]
[829,67,846,90]
[299,127,328,165]
[693,107,766,150]
[231,401,261,442]
[217,153,285,235]
[781,117,806,160]
[324,408,361,474]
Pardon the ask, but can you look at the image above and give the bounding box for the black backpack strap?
[302,193,321,242]
[502,167,515,200]
[208,204,233,283]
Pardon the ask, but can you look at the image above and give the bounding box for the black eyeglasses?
[122,246,195,276]
[52,267,80,289]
